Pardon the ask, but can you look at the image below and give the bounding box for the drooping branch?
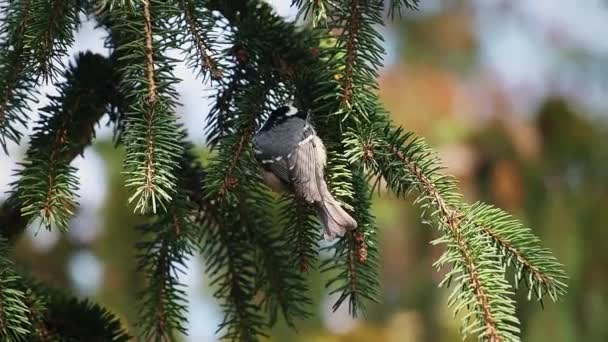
[0,0,37,152]
[340,0,360,106]
[391,146,507,341]
[177,0,222,80]
[0,238,30,341]
[1,52,119,238]
[27,0,81,82]
[115,0,183,214]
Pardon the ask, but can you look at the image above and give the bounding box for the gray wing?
[264,158,290,186]
[287,135,327,203]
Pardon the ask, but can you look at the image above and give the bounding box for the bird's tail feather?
[315,195,357,240]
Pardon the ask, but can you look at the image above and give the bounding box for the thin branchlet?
[117,0,182,214]
[178,0,222,80]
[0,0,36,151]
[341,0,360,105]
[142,0,158,201]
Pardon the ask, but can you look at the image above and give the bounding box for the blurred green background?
[3,1,608,341]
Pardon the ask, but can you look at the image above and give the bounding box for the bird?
[252,104,357,240]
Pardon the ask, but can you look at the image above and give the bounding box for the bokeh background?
[1,0,607,341]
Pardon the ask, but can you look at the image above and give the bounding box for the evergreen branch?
[136,212,193,341]
[21,290,49,342]
[200,201,264,341]
[14,52,116,231]
[340,0,360,106]
[470,205,568,302]
[23,283,130,341]
[206,70,272,199]
[321,171,379,317]
[203,3,317,333]
[176,0,222,81]
[210,2,564,339]
[114,0,183,214]
[136,136,202,341]
[255,231,312,327]
[205,61,242,148]
[206,82,311,336]
[291,0,331,27]
[97,0,136,11]
[347,123,522,340]
[315,0,384,121]
[0,0,37,152]
[349,122,567,304]
[387,0,421,19]
[431,206,520,342]
[202,78,269,338]
[0,52,119,240]
[278,195,319,273]
[0,239,30,341]
[237,178,311,327]
[387,131,519,341]
[25,0,80,82]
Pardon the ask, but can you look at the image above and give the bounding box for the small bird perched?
[253,105,357,240]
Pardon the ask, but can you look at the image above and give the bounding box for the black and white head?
[258,104,309,132]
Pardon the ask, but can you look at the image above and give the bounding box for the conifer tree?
[0,1,567,341]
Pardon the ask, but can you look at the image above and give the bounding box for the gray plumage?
[253,105,357,239]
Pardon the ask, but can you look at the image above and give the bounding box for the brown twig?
[142,0,158,202]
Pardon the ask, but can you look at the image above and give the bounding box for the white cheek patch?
[286,105,299,116]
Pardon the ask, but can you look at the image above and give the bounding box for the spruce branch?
[205,60,242,148]
[97,0,136,11]
[205,81,311,337]
[200,201,264,341]
[291,0,331,27]
[0,0,37,152]
[318,0,384,121]
[278,195,319,273]
[0,239,30,341]
[14,52,116,231]
[25,0,81,82]
[387,0,421,19]
[20,289,49,342]
[0,51,117,240]
[136,210,193,341]
[203,4,319,335]
[470,205,568,302]
[381,127,519,340]
[176,0,222,81]
[248,191,312,327]
[322,171,379,316]
[21,282,130,341]
[344,121,567,340]
[136,136,202,341]
[113,0,183,214]
[202,69,269,339]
